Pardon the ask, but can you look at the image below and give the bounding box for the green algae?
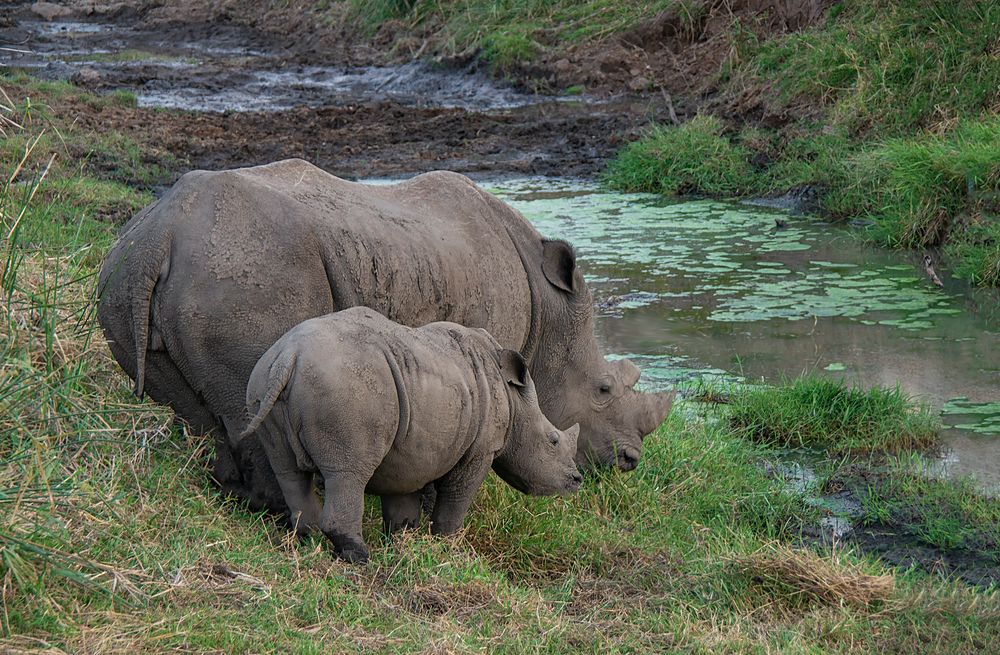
[942,399,1000,435]
[480,178,999,486]
[489,178,962,330]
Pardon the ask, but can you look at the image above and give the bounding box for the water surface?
[486,179,1000,489]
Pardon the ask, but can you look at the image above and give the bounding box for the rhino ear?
[541,239,577,294]
[499,349,528,388]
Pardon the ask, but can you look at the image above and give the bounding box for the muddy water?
[485,179,1000,490]
[5,20,574,112]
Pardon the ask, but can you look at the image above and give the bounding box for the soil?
[1,3,672,180]
[808,468,1000,589]
[1,0,836,183]
[43,88,654,182]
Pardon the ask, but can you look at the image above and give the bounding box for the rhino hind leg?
[142,352,219,432]
[221,422,291,517]
[251,418,323,536]
[320,472,370,563]
[381,492,422,535]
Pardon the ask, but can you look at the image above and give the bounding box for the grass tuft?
[348,0,677,70]
[604,115,757,196]
[726,376,941,455]
[731,542,895,609]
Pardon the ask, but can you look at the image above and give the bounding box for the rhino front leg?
[430,453,492,536]
[381,493,422,535]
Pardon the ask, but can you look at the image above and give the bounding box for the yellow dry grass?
[730,542,896,609]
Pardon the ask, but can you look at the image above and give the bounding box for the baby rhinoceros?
[240,307,583,563]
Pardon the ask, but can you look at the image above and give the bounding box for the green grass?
[602,0,1000,286]
[4,78,1000,652]
[855,460,1000,560]
[731,0,1000,136]
[62,50,196,67]
[725,376,941,456]
[604,115,758,196]
[347,0,678,70]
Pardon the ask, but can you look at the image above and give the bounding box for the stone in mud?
[70,67,104,88]
[629,76,652,92]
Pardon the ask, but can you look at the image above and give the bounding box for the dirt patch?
[851,523,1000,589]
[1,0,839,181]
[39,88,652,182]
[2,5,672,183]
[401,582,497,618]
[9,0,834,115]
[810,468,1000,589]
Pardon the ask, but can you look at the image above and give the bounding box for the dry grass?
[731,542,896,609]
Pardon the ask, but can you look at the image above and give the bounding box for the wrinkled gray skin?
[241,308,582,563]
[97,159,674,514]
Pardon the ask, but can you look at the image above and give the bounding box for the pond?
[486,178,1000,490]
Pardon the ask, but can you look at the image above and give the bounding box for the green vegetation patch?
[726,376,941,455]
[604,115,758,196]
[855,465,1000,561]
[348,0,677,70]
[735,0,1000,135]
[4,76,1000,652]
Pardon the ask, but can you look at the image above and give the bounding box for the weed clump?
[604,115,757,196]
[726,376,940,455]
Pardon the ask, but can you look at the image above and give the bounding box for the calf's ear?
[499,349,528,388]
[541,239,577,294]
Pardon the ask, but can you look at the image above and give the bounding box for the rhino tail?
[131,239,170,399]
[241,348,297,439]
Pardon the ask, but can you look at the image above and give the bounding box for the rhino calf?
[241,307,582,563]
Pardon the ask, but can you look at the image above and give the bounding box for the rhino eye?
[599,384,611,395]
[547,431,560,445]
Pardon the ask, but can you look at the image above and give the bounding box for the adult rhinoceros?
[98,159,673,513]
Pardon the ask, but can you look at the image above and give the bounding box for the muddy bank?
[1,10,665,180]
[25,84,650,180]
[766,462,1000,588]
[838,469,999,588]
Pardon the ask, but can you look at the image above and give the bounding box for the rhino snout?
[565,470,584,493]
[616,445,641,472]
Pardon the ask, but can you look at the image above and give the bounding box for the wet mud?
[1,11,665,180]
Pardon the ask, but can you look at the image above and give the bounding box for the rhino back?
[167,162,532,422]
